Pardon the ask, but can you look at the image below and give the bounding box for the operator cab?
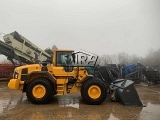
[54,50,74,72]
[53,49,99,72]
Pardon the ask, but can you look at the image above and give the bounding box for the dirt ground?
[0,81,160,120]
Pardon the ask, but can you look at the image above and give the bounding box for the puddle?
[58,96,79,109]
[143,102,160,112]
[0,98,17,114]
[29,112,45,120]
[0,95,24,115]
[140,102,160,120]
[108,113,119,120]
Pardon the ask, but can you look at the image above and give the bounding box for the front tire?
[26,78,53,104]
[81,78,107,105]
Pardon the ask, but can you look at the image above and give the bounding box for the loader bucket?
[111,79,143,106]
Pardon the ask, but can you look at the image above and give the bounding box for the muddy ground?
[0,81,160,120]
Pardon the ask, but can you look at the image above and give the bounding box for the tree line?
[98,48,160,66]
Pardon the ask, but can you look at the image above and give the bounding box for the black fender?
[82,74,108,90]
[23,71,56,93]
[82,75,94,83]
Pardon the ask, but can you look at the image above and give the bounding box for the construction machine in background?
[8,48,143,106]
[144,65,160,84]
[0,31,52,78]
[0,31,51,65]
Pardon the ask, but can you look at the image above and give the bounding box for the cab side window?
[56,52,63,66]
[56,51,74,66]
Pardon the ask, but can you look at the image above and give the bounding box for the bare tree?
[143,48,160,66]
[99,54,112,65]
[99,48,160,67]
[117,52,130,64]
[129,54,141,64]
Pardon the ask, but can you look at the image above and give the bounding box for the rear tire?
[26,78,53,104]
[81,78,107,105]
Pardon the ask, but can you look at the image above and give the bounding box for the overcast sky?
[0,0,160,60]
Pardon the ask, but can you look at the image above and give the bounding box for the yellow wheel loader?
[8,49,107,105]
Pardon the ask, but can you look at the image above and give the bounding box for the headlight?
[14,72,18,79]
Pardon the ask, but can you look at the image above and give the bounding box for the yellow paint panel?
[52,67,77,76]
[70,84,80,93]
[56,79,68,84]
[8,79,19,90]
